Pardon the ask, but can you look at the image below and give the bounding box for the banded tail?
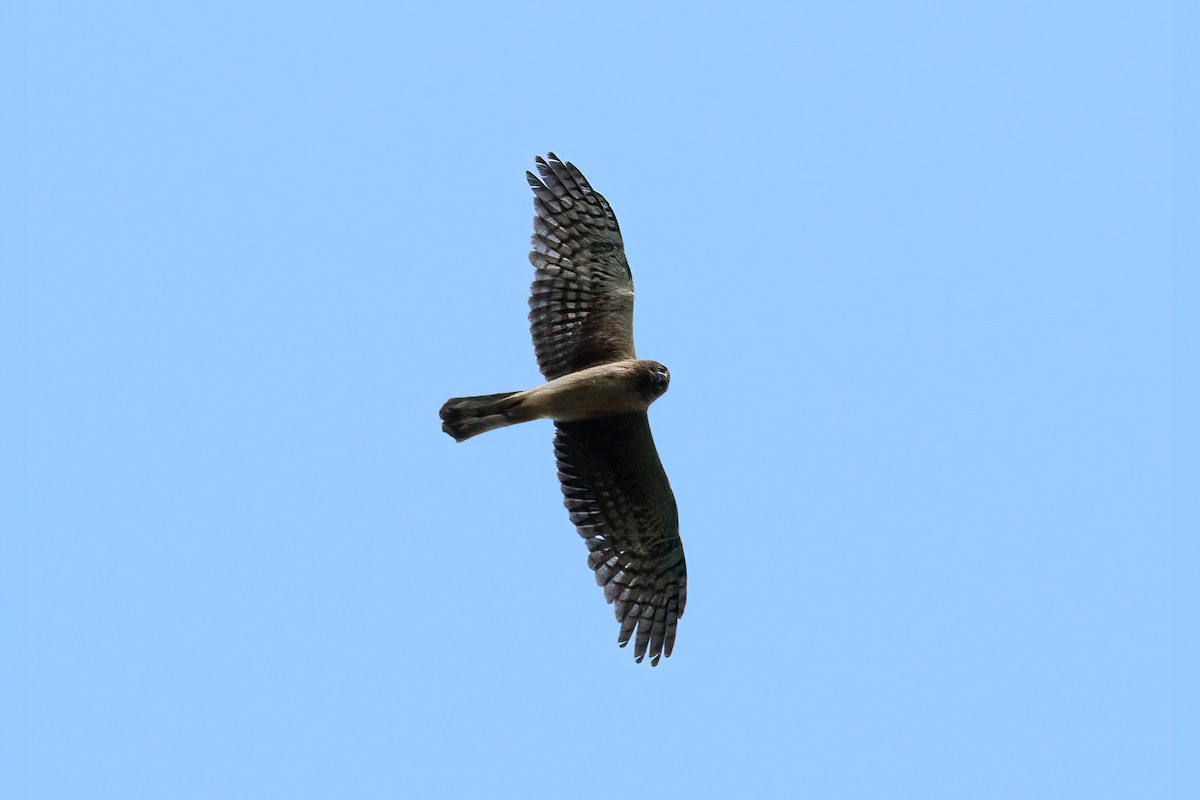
[439,391,525,442]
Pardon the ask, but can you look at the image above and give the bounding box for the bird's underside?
[439,154,686,665]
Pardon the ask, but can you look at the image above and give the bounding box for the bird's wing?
[554,413,686,665]
[527,154,636,380]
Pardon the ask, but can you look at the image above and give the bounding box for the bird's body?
[441,359,669,441]
[439,155,685,665]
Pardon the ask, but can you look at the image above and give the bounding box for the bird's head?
[639,360,671,402]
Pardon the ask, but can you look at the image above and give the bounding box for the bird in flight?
[440,154,685,665]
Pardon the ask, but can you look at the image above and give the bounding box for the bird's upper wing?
[554,413,686,665]
[527,154,636,380]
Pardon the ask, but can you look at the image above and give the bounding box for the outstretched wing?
[554,413,686,665]
[527,154,636,380]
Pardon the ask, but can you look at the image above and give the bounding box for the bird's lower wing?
[553,413,686,665]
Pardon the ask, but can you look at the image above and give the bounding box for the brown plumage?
[439,154,685,665]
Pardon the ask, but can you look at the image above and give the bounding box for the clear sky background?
[7,1,1190,798]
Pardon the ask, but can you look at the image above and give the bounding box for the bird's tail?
[439,391,526,442]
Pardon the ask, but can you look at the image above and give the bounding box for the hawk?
[439,154,686,665]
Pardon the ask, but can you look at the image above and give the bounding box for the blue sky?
[8,1,1189,797]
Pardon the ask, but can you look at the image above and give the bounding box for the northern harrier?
[439,154,685,665]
